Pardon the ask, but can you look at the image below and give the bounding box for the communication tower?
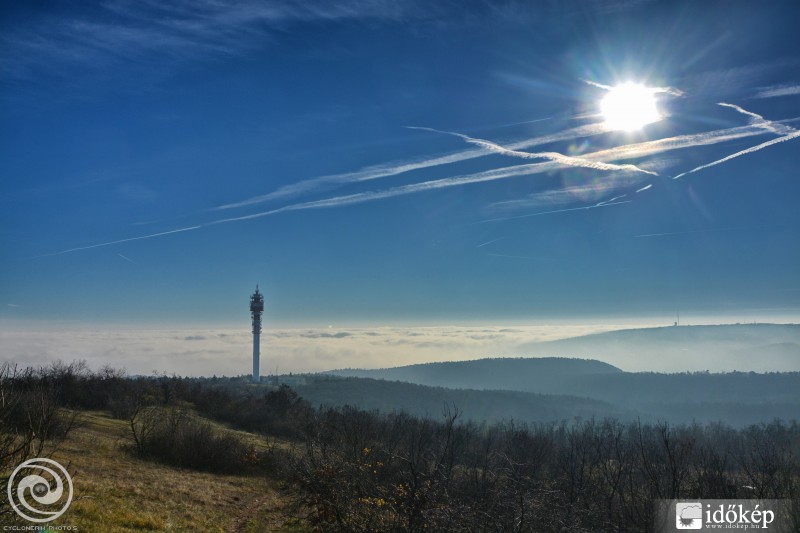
[250,286,264,383]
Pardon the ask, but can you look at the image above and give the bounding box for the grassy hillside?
[44,411,301,532]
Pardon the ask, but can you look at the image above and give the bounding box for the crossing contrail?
[718,102,796,135]
[40,115,795,257]
[408,126,658,175]
[216,122,610,210]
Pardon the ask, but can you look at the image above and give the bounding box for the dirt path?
[229,480,294,532]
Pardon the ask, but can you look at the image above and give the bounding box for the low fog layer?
[1,322,796,376]
[519,323,800,372]
[0,323,625,376]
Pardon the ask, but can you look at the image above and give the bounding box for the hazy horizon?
[3,317,798,376]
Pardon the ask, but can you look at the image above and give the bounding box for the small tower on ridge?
[250,285,264,383]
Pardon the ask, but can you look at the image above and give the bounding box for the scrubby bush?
[128,406,254,474]
[190,383,313,439]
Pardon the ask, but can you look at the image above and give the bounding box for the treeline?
[289,407,800,532]
[294,375,626,424]
[1,362,798,532]
[571,371,800,405]
[294,374,800,427]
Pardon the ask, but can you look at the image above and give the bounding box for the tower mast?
[250,285,264,383]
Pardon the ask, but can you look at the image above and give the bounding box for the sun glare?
[600,82,661,132]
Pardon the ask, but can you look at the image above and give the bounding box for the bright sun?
[600,82,661,132]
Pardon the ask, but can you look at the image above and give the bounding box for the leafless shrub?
[0,363,77,521]
[128,405,252,473]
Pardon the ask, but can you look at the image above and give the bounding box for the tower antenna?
[250,286,265,383]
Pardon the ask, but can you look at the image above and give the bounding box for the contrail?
[117,253,137,264]
[596,194,627,206]
[718,102,796,135]
[36,225,203,258]
[719,102,768,123]
[583,79,614,91]
[486,179,641,212]
[480,200,632,224]
[673,130,800,180]
[215,122,610,210]
[586,124,771,161]
[40,120,792,256]
[477,237,506,248]
[408,126,658,175]
[633,225,775,238]
[636,184,653,193]
[488,116,553,128]
[215,112,780,213]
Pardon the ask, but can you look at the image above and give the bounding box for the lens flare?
[600,82,661,131]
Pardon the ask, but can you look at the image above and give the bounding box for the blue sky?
[2,0,799,328]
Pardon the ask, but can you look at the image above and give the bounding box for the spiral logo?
[7,458,73,523]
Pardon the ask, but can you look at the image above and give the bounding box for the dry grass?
[37,410,305,532]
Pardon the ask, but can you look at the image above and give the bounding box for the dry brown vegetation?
[45,411,301,532]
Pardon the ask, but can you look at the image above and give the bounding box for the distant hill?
[327,356,800,405]
[294,375,625,424]
[321,324,800,425]
[293,374,799,427]
[519,323,800,372]
[328,357,621,394]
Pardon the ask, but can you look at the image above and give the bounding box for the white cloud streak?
[480,201,632,224]
[673,130,800,180]
[217,112,781,214]
[40,120,782,257]
[487,176,644,212]
[583,79,614,91]
[754,84,800,99]
[596,195,627,206]
[477,237,506,248]
[407,126,658,175]
[37,226,202,258]
[718,102,796,135]
[215,122,610,209]
[2,0,419,78]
